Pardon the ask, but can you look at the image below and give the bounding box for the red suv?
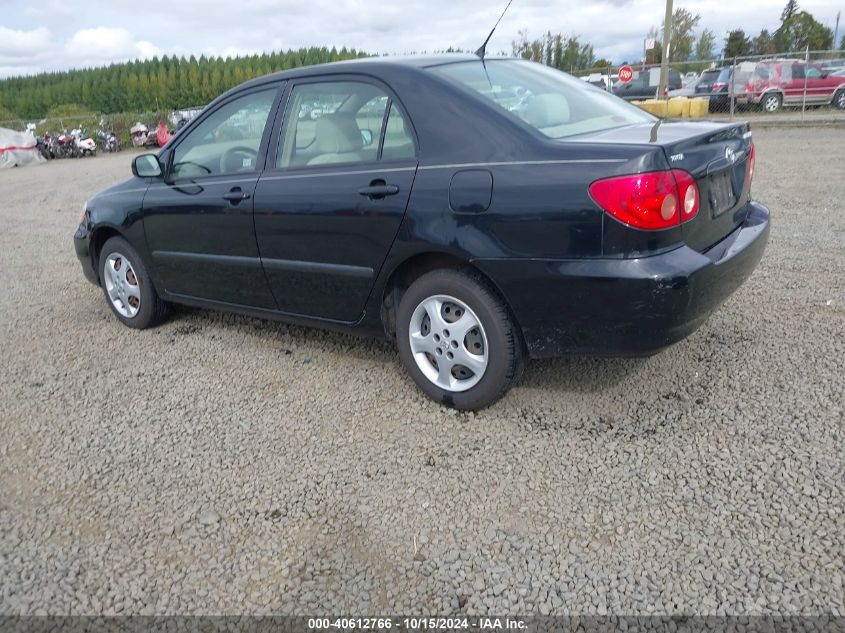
[739,60,845,112]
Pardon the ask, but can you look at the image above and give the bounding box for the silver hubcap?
[103,252,141,318]
[764,96,779,112]
[408,294,488,392]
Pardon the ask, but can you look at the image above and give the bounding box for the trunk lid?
[569,120,753,252]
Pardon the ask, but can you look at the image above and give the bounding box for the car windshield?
[430,59,653,139]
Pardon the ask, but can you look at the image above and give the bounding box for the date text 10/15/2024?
[308,617,527,630]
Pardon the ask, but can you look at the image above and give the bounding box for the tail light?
[712,82,726,91]
[745,143,756,186]
[589,170,700,231]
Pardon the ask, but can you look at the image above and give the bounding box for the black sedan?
[74,55,770,410]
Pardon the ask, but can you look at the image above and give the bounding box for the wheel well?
[379,252,521,344]
[89,227,123,280]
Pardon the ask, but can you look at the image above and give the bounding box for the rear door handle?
[358,180,399,200]
[223,188,250,203]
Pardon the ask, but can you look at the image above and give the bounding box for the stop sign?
[618,65,634,83]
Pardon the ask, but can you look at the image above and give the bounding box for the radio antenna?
[475,0,515,60]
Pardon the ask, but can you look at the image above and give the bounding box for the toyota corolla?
[74,55,770,410]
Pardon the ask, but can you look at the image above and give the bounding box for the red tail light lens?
[746,143,756,186]
[589,170,699,231]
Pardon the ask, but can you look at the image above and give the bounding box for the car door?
[782,63,803,105]
[253,77,418,322]
[143,84,283,308]
[803,65,829,103]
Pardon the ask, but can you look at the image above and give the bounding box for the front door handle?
[358,179,399,200]
[223,187,250,203]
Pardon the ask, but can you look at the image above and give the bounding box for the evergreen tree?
[781,0,799,22]
[0,47,367,118]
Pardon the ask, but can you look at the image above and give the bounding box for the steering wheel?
[171,161,212,177]
[220,146,259,173]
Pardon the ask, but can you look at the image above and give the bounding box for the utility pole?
[658,0,673,100]
[834,11,841,56]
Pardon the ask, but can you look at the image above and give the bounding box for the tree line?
[0,47,367,121]
[2,0,843,123]
[513,0,843,71]
[647,0,841,63]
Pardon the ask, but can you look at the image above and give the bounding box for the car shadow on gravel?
[517,356,648,393]
[163,305,395,358]
[163,306,651,391]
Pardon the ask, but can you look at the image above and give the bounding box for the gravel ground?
[0,127,843,617]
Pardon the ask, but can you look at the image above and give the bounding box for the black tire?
[760,92,782,113]
[395,268,523,410]
[833,90,845,110]
[99,236,168,329]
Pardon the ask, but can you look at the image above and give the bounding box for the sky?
[1,0,842,78]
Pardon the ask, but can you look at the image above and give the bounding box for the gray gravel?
[0,127,843,616]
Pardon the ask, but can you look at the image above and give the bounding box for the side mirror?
[132,153,162,178]
[360,129,374,146]
[821,72,829,79]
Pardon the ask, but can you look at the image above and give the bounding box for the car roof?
[237,53,487,88]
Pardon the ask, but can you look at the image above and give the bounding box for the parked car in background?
[613,68,682,100]
[819,59,845,74]
[697,66,754,112]
[74,55,769,410]
[693,69,722,97]
[580,73,616,90]
[739,60,845,111]
[682,71,699,87]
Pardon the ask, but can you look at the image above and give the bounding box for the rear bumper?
[73,223,98,285]
[475,201,770,359]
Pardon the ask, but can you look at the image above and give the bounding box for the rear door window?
[276,81,415,169]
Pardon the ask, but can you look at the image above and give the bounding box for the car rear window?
[717,68,732,82]
[430,59,653,139]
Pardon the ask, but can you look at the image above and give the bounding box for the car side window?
[805,66,822,79]
[277,81,412,169]
[170,88,277,179]
[381,104,415,160]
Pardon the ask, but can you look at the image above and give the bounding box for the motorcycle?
[130,122,150,147]
[56,131,77,158]
[97,128,120,153]
[37,134,56,159]
[70,128,97,157]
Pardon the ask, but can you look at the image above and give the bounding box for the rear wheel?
[99,236,168,329]
[833,90,845,110]
[761,92,782,113]
[396,269,523,410]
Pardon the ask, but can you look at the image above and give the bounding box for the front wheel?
[99,236,168,329]
[833,90,845,110]
[396,269,523,410]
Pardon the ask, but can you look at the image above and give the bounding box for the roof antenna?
[475,0,515,60]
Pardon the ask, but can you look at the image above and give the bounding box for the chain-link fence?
[571,48,845,120]
[0,106,205,154]
[2,48,843,149]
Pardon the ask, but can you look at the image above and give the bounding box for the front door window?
[170,88,277,179]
